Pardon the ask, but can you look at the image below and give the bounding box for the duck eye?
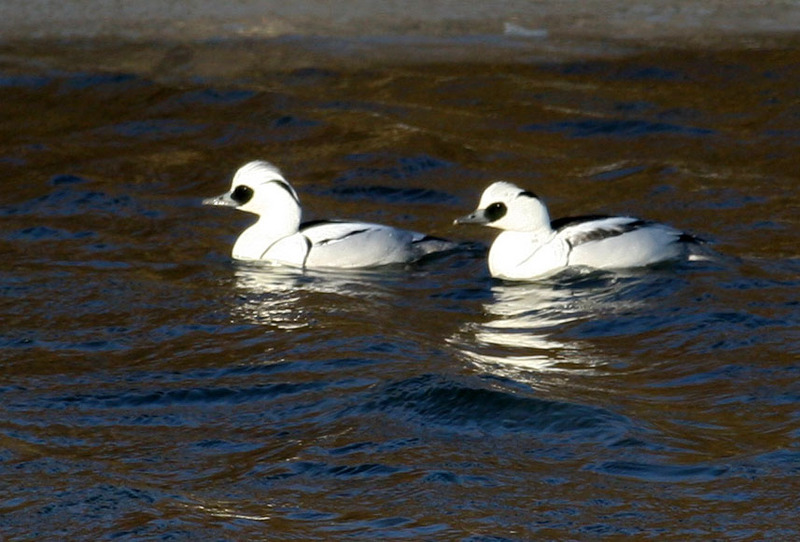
[231,185,254,204]
[485,202,507,222]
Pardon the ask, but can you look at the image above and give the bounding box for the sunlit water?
[1,43,799,539]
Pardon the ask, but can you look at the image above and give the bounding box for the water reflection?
[451,271,644,378]
[230,265,308,330]
[229,262,407,330]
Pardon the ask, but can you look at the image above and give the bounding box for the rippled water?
[2,43,799,539]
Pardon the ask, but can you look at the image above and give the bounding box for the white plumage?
[204,161,454,268]
[455,181,700,281]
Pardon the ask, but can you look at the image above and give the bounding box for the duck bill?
[454,210,489,225]
[202,192,237,207]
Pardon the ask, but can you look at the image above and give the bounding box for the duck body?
[237,217,450,268]
[204,161,454,269]
[456,181,699,281]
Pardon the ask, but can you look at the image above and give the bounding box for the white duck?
[204,160,455,268]
[455,181,700,281]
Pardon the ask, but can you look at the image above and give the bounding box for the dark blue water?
[1,45,799,539]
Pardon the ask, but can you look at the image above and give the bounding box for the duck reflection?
[451,271,643,377]
[229,262,406,329]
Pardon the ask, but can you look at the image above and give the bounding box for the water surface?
[1,43,799,539]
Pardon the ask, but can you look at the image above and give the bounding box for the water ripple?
[363,374,629,437]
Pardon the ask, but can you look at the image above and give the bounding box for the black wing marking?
[555,214,701,248]
[301,235,313,267]
[550,214,613,231]
[412,234,449,245]
[559,217,652,246]
[303,223,372,246]
[299,219,342,231]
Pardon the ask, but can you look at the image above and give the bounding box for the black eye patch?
[231,185,254,204]
[485,202,507,222]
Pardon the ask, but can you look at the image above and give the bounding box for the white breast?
[488,231,570,280]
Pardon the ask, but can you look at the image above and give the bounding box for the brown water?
[1,40,799,539]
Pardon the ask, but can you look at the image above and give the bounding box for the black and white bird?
[204,161,455,268]
[455,181,701,281]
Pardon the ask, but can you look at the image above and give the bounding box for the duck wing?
[553,215,653,247]
[299,220,449,267]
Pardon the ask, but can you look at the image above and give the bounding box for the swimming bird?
[455,181,700,281]
[203,160,455,268]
